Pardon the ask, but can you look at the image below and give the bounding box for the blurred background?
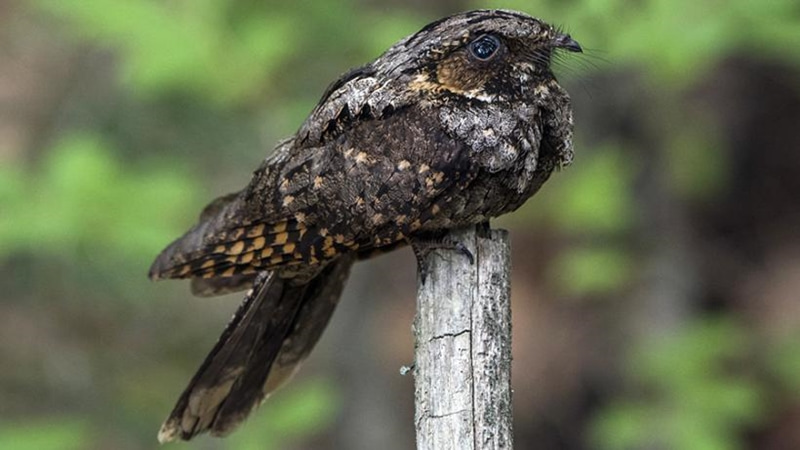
[2,0,799,449]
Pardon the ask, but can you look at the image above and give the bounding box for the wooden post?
[413,226,513,450]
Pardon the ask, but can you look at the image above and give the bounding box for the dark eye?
[468,34,501,61]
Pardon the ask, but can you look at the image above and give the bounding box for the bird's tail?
[157,256,354,443]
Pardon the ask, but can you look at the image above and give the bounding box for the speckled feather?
[152,9,578,442]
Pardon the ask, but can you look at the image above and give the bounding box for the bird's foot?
[475,221,491,238]
[410,234,474,284]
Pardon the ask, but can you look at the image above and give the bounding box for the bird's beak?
[552,33,582,53]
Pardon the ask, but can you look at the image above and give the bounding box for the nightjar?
[151,9,580,442]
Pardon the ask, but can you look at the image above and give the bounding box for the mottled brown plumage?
[151,9,579,442]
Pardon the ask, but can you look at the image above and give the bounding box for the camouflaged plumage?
[151,9,579,442]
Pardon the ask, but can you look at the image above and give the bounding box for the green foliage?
[549,146,635,235]
[226,378,341,450]
[0,418,90,450]
[551,246,632,297]
[666,127,729,201]
[0,380,338,449]
[32,0,426,108]
[590,319,766,450]
[0,133,200,261]
[766,333,800,395]
[34,0,298,105]
[480,0,800,86]
[532,146,635,297]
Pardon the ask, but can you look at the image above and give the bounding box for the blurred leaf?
[34,0,299,105]
[590,401,653,450]
[226,378,341,450]
[479,0,800,86]
[591,318,765,450]
[0,133,200,263]
[361,11,428,58]
[551,246,632,296]
[767,333,800,395]
[549,145,635,234]
[667,127,729,201]
[0,418,90,450]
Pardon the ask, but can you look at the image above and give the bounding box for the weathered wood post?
[412,225,513,449]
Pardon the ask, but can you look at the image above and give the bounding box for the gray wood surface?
[413,226,513,450]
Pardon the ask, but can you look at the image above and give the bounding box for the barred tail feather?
[158,257,354,442]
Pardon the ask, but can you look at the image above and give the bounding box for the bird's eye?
[468,35,501,61]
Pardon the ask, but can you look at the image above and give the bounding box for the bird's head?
[379,9,581,102]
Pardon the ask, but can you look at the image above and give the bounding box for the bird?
[150,9,580,442]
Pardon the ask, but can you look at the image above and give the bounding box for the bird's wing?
[150,70,474,281]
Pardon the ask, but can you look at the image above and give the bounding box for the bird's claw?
[410,235,474,284]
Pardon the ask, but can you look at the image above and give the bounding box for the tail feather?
[158,257,354,443]
[190,274,257,297]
